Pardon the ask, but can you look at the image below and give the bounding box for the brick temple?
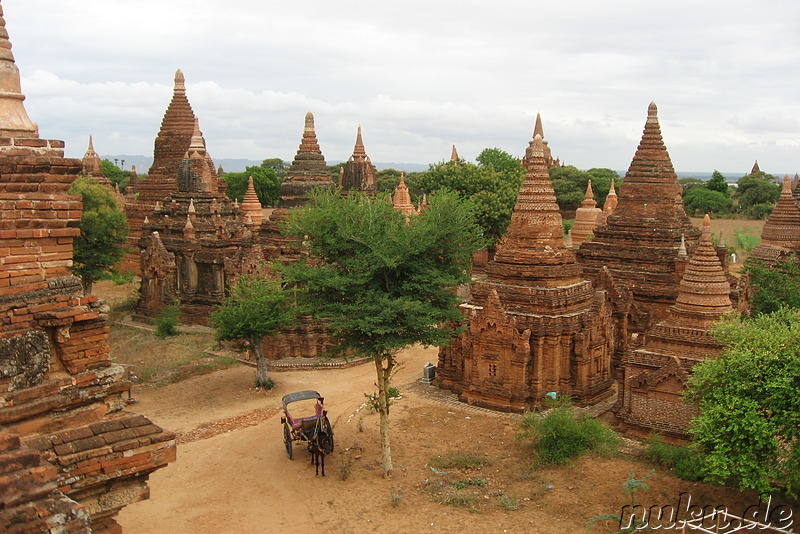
[437,134,615,412]
[339,125,377,195]
[747,174,800,266]
[576,102,703,331]
[0,3,175,531]
[617,216,733,437]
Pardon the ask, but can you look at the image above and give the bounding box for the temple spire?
[241,176,264,226]
[0,3,38,137]
[751,160,760,174]
[392,172,416,216]
[351,125,367,162]
[533,112,544,138]
[451,144,460,162]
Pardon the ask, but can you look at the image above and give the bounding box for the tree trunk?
[375,353,395,477]
[253,338,270,388]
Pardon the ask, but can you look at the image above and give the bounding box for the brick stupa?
[571,179,603,246]
[522,113,560,170]
[748,174,800,265]
[279,112,335,207]
[339,125,377,195]
[0,3,175,531]
[391,172,416,216]
[617,215,732,437]
[121,69,197,273]
[576,102,702,329]
[437,134,615,412]
[80,135,109,186]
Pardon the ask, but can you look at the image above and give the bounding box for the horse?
[308,429,333,476]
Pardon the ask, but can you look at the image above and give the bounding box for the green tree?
[707,170,728,195]
[686,309,800,497]
[417,151,525,242]
[744,255,800,315]
[101,159,130,192]
[683,188,732,215]
[549,166,619,212]
[68,176,129,294]
[284,190,485,476]
[327,162,346,181]
[222,166,281,206]
[261,158,288,180]
[734,171,779,218]
[210,275,295,388]
[679,177,706,193]
[376,169,424,200]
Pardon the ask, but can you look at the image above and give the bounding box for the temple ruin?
[576,102,703,331]
[0,3,175,531]
[616,216,732,437]
[437,134,615,412]
[339,125,377,195]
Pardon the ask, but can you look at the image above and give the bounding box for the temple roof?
[279,112,334,207]
[392,173,415,215]
[750,174,800,261]
[0,4,38,137]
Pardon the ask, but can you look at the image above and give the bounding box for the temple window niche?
[488,362,498,378]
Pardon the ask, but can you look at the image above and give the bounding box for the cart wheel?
[322,416,334,454]
[283,423,293,460]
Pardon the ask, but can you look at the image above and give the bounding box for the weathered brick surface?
[0,6,176,531]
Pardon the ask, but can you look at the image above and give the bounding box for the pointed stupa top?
[533,112,544,139]
[241,176,264,226]
[174,69,185,91]
[491,133,583,286]
[187,198,196,214]
[571,179,603,246]
[718,230,726,249]
[0,3,38,138]
[677,234,687,257]
[451,144,460,162]
[184,214,194,230]
[668,215,732,328]
[753,174,800,251]
[603,177,618,214]
[751,160,760,174]
[81,135,105,177]
[187,117,205,154]
[392,172,415,216]
[581,180,596,206]
[350,125,367,162]
[217,164,224,174]
[281,111,334,206]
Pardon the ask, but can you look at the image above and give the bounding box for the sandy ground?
[111,342,777,534]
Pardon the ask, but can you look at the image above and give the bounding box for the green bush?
[154,304,180,338]
[645,435,706,481]
[518,397,619,465]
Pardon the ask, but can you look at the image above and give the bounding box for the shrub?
[154,304,180,338]
[645,435,706,481]
[518,397,619,465]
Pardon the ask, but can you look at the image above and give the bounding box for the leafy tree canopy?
[222,166,281,207]
[210,275,294,387]
[734,171,779,218]
[261,158,288,180]
[707,170,728,194]
[683,188,732,216]
[744,255,800,315]
[68,176,129,294]
[686,309,800,497]
[375,169,425,200]
[548,166,620,212]
[101,159,130,193]
[416,149,525,242]
[679,177,706,193]
[283,190,485,475]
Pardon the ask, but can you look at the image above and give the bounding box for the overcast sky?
[4,0,799,174]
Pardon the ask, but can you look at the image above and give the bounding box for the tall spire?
[81,134,105,178]
[450,144,460,162]
[280,111,334,207]
[351,125,367,162]
[241,176,264,226]
[0,3,38,137]
[187,117,205,155]
[571,179,603,246]
[340,125,377,194]
[603,177,618,217]
[751,160,760,174]
[533,112,544,139]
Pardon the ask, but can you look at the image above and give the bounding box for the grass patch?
[429,452,489,470]
[453,478,487,490]
[518,397,619,465]
[645,434,706,481]
[439,489,477,511]
[497,493,518,511]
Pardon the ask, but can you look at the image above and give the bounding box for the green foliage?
[101,159,130,192]
[562,219,574,235]
[588,470,654,533]
[110,269,135,285]
[68,176,129,294]
[733,227,760,253]
[686,309,800,497]
[645,435,706,481]
[548,166,620,212]
[222,166,281,206]
[261,158,288,180]
[453,478,487,489]
[734,172,779,218]
[707,170,729,194]
[683,187,732,215]
[284,190,485,357]
[518,397,619,465]
[744,256,800,314]
[429,452,489,470]
[679,177,706,192]
[210,276,294,344]
[154,304,180,338]
[416,150,525,241]
[375,169,424,200]
[365,386,400,412]
[327,162,346,181]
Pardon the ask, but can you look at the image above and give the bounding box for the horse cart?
[280,390,334,474]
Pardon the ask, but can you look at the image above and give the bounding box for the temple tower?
[80,135,108,185]
[0,3,174,531]
[617,215,732,437]
[522,113,560,169]
[339,125,377,195]
[391,172,416,216]
[571,179,603,246]
[576,102,702,330]
[748,174,800,265]
[602,177,618,221]
[438,134,615,412]
[451,144,460,162]
[279,112,335,207]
